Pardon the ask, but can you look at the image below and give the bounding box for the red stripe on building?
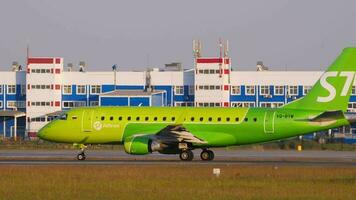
[55,84,60,90]
[28,58,54,64]
[224,85,229,91]
[224,69,230,74]
[28,132,37,137]
[223,102,229,107]
[55,68,61,74]
[55,101,60,107]
[196,58,230,64]
[51,101,53,106]
[55,58,61,64]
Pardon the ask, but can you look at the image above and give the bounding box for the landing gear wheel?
[200,150,214,161]
[77,153,86,161]
[179,150,194,161]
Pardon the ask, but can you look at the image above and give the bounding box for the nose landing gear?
[75,144,87,161]
[77,152,86,161]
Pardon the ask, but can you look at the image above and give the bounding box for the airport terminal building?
[0,51,355,143]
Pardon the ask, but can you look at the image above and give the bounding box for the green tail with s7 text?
[38,48,356,161]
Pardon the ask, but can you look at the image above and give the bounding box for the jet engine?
[123,135,165,155]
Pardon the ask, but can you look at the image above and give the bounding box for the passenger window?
[217,117,221,122]
[226,117,230,122]
[145,116,149,121]
[110,116,113,121]
[136,117,140,121]
[163,117,166,121]
[208,117,212,122]
[244,118,248,122]
[253,117,257,122]
[190,117,194,122]
[118,116,122,121]
[171,117,175,121]
[235,117,239,122]
[127,116,131,121]
[72,116,77,120]
[101,116,105,121]
[200,117,203,122]
[154,117,158,121]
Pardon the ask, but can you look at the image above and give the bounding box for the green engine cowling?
[124,135,151,155]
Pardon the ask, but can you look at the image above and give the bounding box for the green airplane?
[38,48,356,161]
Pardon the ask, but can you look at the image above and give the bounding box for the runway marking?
[0,159,355,167]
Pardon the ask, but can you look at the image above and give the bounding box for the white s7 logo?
[317,71,355,103]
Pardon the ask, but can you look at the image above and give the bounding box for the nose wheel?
[75,144,87,161]
[77,152,86,160]
[200,149,214,161]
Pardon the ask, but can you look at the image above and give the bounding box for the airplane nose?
[37,126,48,140]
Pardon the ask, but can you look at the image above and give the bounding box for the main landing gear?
[76,144,87,161]
[200,149,214,161]
[179,149,215,161]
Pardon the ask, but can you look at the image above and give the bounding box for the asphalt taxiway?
[0,149,355,167]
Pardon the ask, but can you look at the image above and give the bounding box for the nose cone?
[37,126,49,140]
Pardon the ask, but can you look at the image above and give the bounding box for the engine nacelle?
[124,135,165,155]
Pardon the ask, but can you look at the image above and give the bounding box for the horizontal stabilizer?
[308,111,344,122]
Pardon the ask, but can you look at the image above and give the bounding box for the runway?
[0,149,355,166]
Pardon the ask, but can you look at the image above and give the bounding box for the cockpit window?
[59,114,67,120]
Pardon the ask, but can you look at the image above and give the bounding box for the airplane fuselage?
[39,106,348,146]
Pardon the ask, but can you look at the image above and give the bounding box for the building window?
[197,102,221,107]
[274,86,284,95]
[31,85,51,89]
[351,86,356,95]
[174,86,184,95]
[90,101,99,106]
[188,85,195,95]
[231,86,241,95]
[7,85,16,94]
[196,85,222,90]
[175,102,194,107]
[303,86,312,95]
[31,102,51,107]
[348,103,356,111]
[91,85,101,94]
[63,101,86,108]
[0,85,2,94]
[245,86,255,95]
[63,85,72,95]
[7,101,25,108]
[260,85,270,95]
[31,68,51,73]
[288,86,298,96]
[0,101,2,108]
[198,69,220,74]
[231,102,255,108]
[77,85,86,94]
[260,102,284,108]
[20,85,26,95]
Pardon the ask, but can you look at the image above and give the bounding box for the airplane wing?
[151,124,207,144]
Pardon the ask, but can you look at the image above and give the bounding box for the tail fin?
[283,48,356,111]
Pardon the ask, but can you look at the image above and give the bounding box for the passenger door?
[82,110,94,132]
[264,110,275,133]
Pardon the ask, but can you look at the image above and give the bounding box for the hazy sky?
[1,0,356,71]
